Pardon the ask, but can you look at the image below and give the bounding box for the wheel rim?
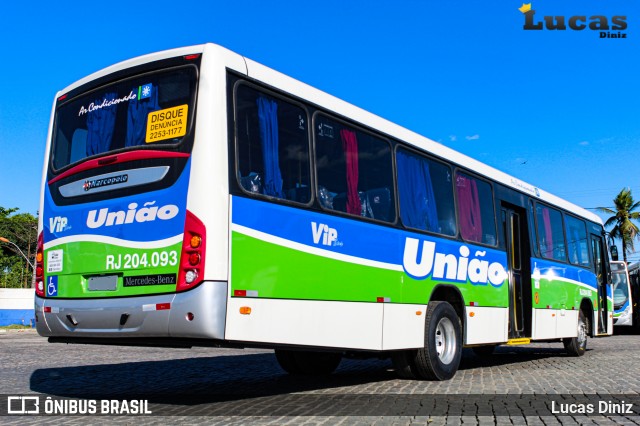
[435,317,457,365]
[577,316,587,348]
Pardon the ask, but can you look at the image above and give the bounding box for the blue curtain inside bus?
[340,129,361,216]
[456,175,482,242]
[257,96,284,198]
[397,151,439,232]
[126,84,160,147]
[86,92,117,156]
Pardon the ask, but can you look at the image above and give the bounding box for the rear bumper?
[35,281,227,340]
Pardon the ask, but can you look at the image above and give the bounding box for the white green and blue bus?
[611,261,633,327]
[35,44,613,380]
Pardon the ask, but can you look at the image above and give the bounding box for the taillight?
[35,232,44,297]
[177,210,206,292]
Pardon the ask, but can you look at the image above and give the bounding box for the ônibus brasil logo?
[520,3,627,39]
[86,201,179,229]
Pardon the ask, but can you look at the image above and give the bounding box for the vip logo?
[311,222,339,247]
[49,216,69,233]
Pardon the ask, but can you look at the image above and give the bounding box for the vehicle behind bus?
[611,261,633,327]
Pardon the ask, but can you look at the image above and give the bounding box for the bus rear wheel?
[274,349,341,375]
[411,301,462,381]
[563,310,588,356]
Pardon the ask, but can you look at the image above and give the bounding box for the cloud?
[449,135,457,142]
[579,141,589,146]
[465,134,480,141]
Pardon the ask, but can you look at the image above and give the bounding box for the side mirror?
[611,245,619,261]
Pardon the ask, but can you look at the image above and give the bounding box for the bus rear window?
[51,66,197,171]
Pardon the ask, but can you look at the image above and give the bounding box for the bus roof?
[55,43,602,225]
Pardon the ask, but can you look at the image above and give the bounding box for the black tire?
[391,350,417,379]
[275,349,341,376]
[412,301,462,381]
[563,310,589,356]
[472,344,497,357]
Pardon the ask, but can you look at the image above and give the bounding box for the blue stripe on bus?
[232,195,508,271]
[234,197,597,291]
[530,257,597,289]
[43,159,192,244]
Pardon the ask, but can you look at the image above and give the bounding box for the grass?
[0,324,33,329]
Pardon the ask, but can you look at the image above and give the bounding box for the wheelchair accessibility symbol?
[47,276,58,297]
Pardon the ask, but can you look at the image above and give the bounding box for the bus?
[611,261,633,327]
[626,262,640,329]
[35,43,613,380]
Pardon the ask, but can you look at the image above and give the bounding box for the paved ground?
[1,329,640,424]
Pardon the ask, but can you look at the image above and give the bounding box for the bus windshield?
[613,269,631,310]
[51,66,198,171]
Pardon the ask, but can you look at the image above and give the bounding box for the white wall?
[0,288,34,310]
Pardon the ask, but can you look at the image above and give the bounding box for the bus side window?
[396,148,456,237]
[565,215,590,267]
[314,115,395,222]
[235,84,311,203]
[454,172,496,245]
[536,204,566,262]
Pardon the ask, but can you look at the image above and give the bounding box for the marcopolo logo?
[87,201,179,229]
[402,237,507,286]
[520,3,627,39]
[84,174,128,192]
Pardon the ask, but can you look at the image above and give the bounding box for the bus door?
[501,205,532,339]
[591,235,609,334]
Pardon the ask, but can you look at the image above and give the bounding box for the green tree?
[0,207,38,288]
[598,188,640,263]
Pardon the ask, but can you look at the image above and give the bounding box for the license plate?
[88,275,118,291]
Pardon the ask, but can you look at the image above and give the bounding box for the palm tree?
[598,188,640,263]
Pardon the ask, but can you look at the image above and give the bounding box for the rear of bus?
[35,45,233,342]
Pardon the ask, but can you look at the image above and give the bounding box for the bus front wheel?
[412,301,462,381]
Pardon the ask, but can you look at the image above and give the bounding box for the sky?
[1,0,639,259]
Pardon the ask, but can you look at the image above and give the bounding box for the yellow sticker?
[146,104,188,143]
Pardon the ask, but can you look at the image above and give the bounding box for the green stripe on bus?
[231,231,510,306]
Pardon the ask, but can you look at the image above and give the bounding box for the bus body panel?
[40,158,191,299]
[463,306,508,345]
[35,281,227,339]
[229,195,510,305]
[225,298,385,350]
[529,258,607,338]
[227,195,513,347]
[186,44,247,283]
